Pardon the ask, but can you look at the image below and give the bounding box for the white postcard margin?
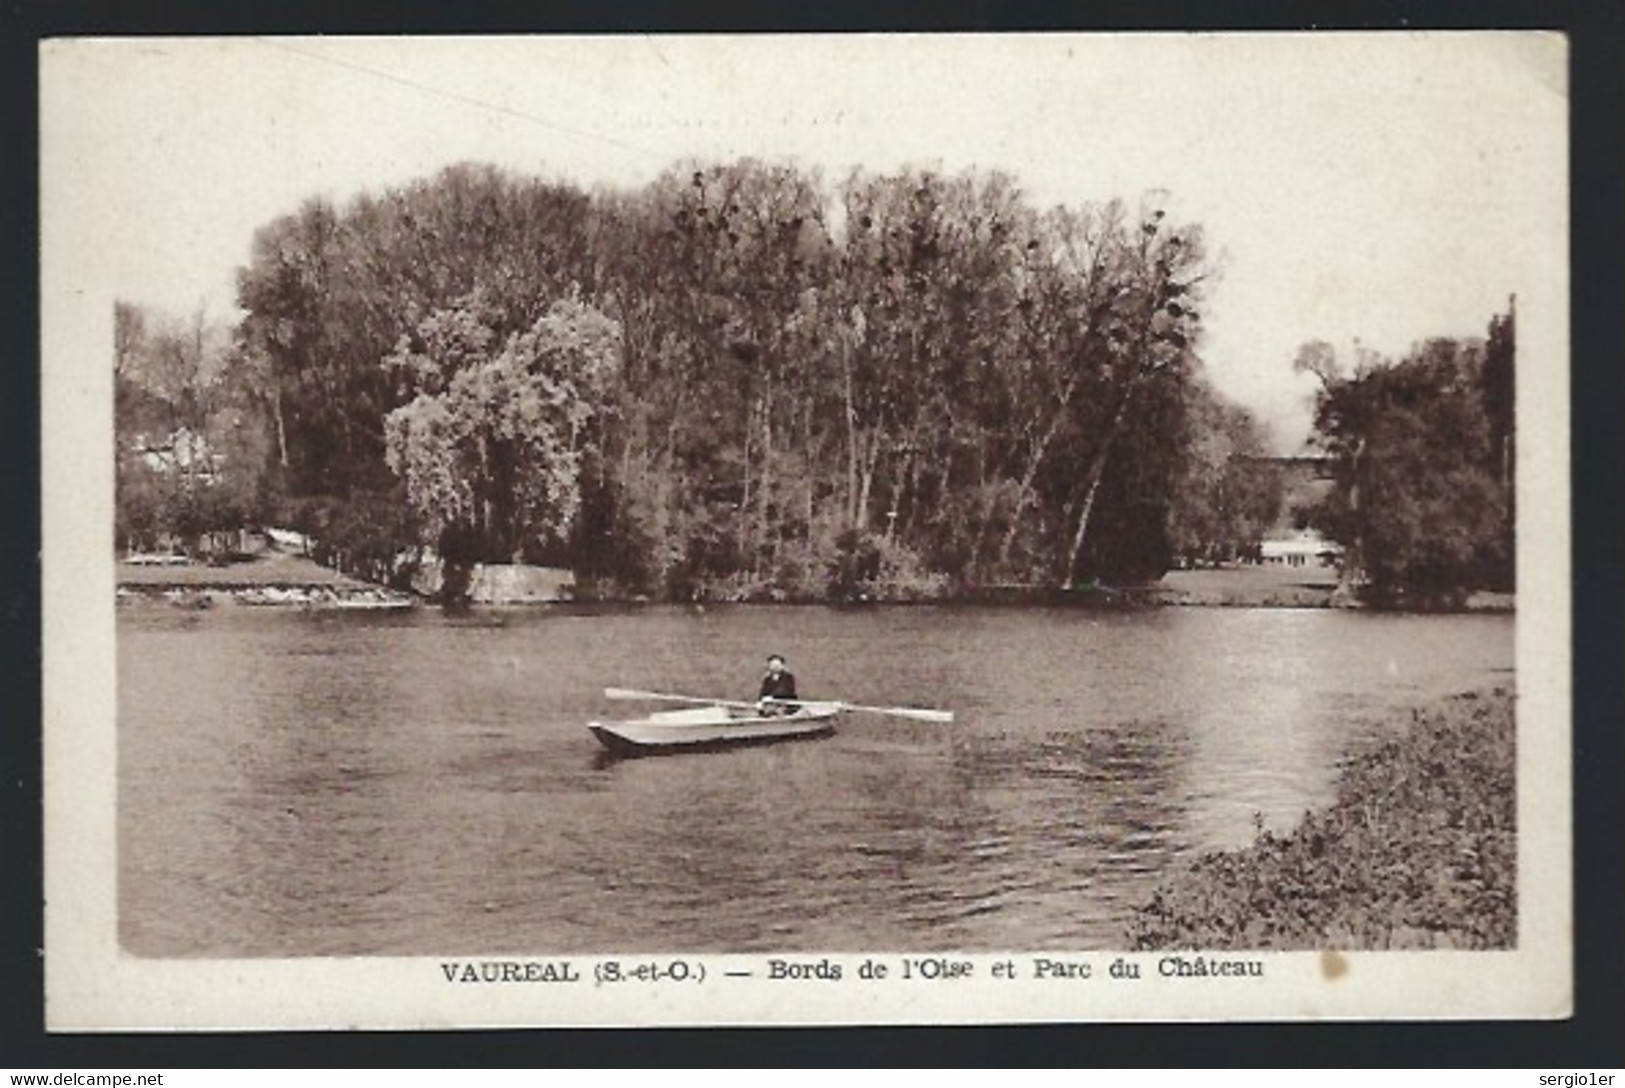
[40,33,1571,1030]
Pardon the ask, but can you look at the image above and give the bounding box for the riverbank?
[666,562,1512,610]
[1125,687,1516,951]
[117,553,412,609]
[1148,564,1341,608]
[1148,565,1514,611]
[116,552,1513,613]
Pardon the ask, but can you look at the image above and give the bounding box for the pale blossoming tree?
[383,291,620,565]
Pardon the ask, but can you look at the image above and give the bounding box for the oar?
[604,687,955,724]
[604,687,761,712]
[814,700,954,724]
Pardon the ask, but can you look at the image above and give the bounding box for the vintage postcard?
[41,32,1569,1029]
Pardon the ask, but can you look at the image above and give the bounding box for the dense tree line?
[1296,302,1516,603]
[116,160,1283,599]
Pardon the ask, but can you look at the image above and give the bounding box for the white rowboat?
[588,702,842,758]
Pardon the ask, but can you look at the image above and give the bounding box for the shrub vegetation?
[1128,689,1515,950]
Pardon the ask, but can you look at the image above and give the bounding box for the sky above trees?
[44,33,1565,450]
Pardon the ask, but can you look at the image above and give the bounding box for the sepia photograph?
[40,31,1570,1029]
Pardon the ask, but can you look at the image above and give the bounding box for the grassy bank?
[117,552,364,589]
[1126,688,1516,951]
[1149,565,1515,611]
[1150,565,1340,608]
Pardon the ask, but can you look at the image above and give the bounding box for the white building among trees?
[1261,528,1343,569]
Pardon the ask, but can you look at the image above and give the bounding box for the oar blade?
[883,707,955,723]
[604,687,656,700]
[837,702,955,723]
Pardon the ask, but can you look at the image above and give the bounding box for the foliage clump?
[382,291,619,565]
[1127,689,1516,951]
[1297,308,1516,604]
[114,302,276,558]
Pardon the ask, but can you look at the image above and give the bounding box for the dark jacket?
[758,669,799,710]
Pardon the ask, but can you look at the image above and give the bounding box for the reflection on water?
[118,605,1512,956]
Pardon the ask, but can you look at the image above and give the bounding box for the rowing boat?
[588,701,842,758]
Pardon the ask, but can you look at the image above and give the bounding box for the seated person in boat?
[756,654,799,716]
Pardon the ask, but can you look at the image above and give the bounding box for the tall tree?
[383,292,620,565]
[236,165,594,502]
[1055,201,1210,586]
[1303,335,1507,600]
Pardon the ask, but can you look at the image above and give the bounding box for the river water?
[117,604,1512,957]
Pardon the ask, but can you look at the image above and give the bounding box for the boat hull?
[588,703,840,758]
